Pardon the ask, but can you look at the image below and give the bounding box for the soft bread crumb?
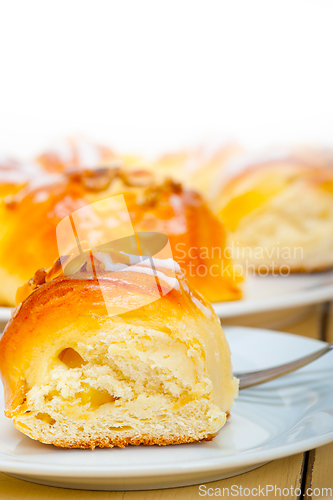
[12,323,231,448]
[228,182,333,272]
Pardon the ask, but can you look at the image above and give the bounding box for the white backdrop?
[1,0,333,158]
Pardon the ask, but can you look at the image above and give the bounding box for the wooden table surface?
[0,303,332,499]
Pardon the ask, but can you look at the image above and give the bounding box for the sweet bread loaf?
[0,167,242,305]
[214,151,333,272]
[0,255,238,448]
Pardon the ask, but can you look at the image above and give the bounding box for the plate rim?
[214,280,333,317]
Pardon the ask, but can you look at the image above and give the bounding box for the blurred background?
[1,0,333,157]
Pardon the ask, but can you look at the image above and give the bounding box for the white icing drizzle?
[93,251,180,291]
[42,136,113,168]
[119,252,181,273]
[94,252,127,271]
[210,146,302,198]
[169,194,183,212]
[118,252,144,265]
[0,161,41,185]
[34,191,50,203]
[27,172,65,191]
[191,294,212,318]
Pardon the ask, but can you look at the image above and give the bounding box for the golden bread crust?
[14,427,217,449]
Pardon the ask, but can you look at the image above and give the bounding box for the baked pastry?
[36,137,117,173]
[150,143,242,198]
[0,254,238,448]
[0,167,242,305]
[214,151,333,273]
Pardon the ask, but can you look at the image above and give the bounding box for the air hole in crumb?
[76,388,119,409]
[58,348,86,369]
[44,390,60,402]
[36,413,56,426]
[78,426,84,432]
[108,426,133,431]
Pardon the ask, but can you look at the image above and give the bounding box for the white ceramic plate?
[0,327,332,490]
[214,269,333,318]
[1,270,333,326]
